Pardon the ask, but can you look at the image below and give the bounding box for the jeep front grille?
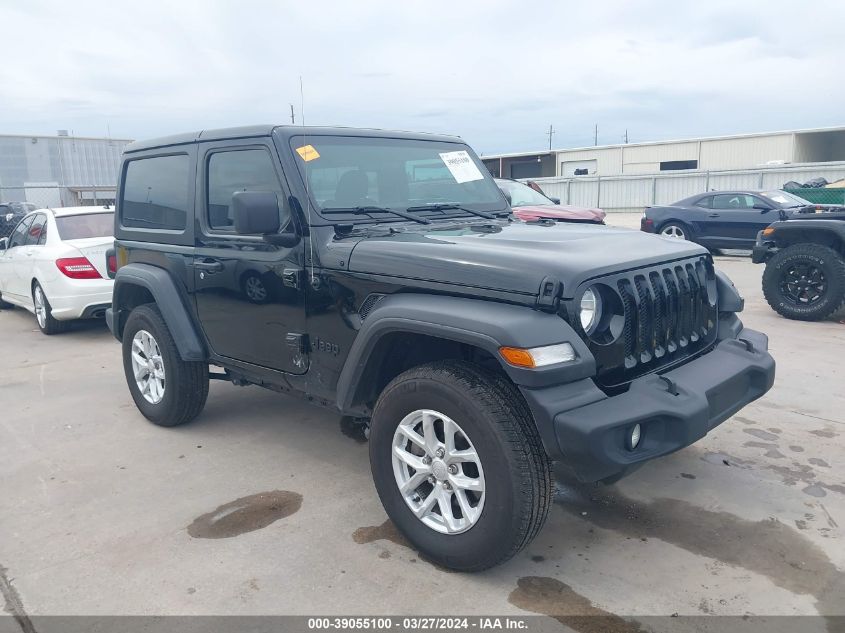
[582,255,718,389]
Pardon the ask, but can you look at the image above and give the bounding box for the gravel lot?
[1,219,843,624]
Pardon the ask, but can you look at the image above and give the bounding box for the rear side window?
[24,214,47,246]
[121,155,190,231]
[56,213,114,240]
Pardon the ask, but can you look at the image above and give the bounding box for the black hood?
[347,221,708,298]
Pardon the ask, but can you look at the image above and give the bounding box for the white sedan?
[0,206,114,334]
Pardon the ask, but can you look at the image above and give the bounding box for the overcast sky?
[3,0,844,154]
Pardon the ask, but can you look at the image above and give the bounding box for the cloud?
[2,0,844,154]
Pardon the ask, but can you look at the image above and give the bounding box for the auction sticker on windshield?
[295,144,320,162]
[439,150,484,184]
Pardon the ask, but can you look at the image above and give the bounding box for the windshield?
[763,190,811,207]
[55,212,114,239]
[495,179,553,207]
[288,135,506,222]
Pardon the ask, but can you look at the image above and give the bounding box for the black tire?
[122,303,209,426]
[32,282,70,335]
[369,360,552,572]
[762,243,845,321]
[658,221,690,241]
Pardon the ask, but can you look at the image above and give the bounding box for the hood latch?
[536,276,563,312]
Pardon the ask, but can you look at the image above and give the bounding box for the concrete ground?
[1,224,843,624]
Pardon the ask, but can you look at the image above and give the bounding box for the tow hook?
[659,375,680,396]
[739,338,755,353]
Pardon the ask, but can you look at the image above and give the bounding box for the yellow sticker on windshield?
[295,144,320,162]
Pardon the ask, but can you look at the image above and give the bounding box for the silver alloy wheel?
[661,224,686,239]
[245,276,267,302]
[392,409,485,534]
[33,285,47,328]
[131,330,166,404]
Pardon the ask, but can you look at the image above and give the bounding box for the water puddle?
[554,481,845,617]
[187,490,302,539]
[352,519,411,548]
[508,576,645,633]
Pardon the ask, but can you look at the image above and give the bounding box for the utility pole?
[290,104,295,125]
[624,129,629,144]
[546,124,555,151]
[594,124,598,146]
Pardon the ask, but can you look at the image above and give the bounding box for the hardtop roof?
[125,125,464,154]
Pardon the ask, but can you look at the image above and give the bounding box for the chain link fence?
[0,184,116,209]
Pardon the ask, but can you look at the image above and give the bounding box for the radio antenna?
[300,76,317,288]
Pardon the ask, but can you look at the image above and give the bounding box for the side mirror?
[753,204,772,212]
[232,191,300,247]
[0,237,7,250]
[233,191,282,234]
[549,197,561,205]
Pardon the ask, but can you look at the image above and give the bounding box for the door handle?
[708,213,720,218]
[195,259,223,273]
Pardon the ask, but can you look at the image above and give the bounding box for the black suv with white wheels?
[108,125,775,571]
[753,212,845,321]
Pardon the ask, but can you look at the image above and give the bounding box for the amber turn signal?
[499,347,536,368]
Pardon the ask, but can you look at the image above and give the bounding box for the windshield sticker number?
[295,144,320,162]
[439,151,484,184]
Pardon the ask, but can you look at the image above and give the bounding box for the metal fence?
[0,184,116,209]
[529,162,845,213]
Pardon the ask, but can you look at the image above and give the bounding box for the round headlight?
[579,287,602,334]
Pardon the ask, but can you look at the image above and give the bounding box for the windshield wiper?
[322,206,430,225]
[405,203,500,220]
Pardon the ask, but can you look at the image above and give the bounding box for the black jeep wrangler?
[107,125,775,571]
[753,211,845,321]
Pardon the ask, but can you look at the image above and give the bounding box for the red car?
[495,178,606,224]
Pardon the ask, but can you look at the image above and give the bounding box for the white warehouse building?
[481,126,845,213]
[0,131,132,208]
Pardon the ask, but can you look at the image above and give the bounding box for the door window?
[206,149,284,231]
[8,215,35,249]
[711,194,755,209]
[24,214,47,246]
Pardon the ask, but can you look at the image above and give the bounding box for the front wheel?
[369,361,552,572]
[122,304,209,426]
[762,243,845,321]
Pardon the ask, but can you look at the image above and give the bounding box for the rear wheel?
[32,282,70,335]
[660,222,688,240]
[368,360,552,571]
[122,304,209,426]
[762,243,845,321]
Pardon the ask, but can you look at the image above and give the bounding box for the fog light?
[628,424,642,450]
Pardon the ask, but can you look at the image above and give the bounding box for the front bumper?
[520,327,775,482]
[751,231,776,264]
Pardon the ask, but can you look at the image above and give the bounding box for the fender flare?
[111,263,206,361]
[335,293,595,413]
